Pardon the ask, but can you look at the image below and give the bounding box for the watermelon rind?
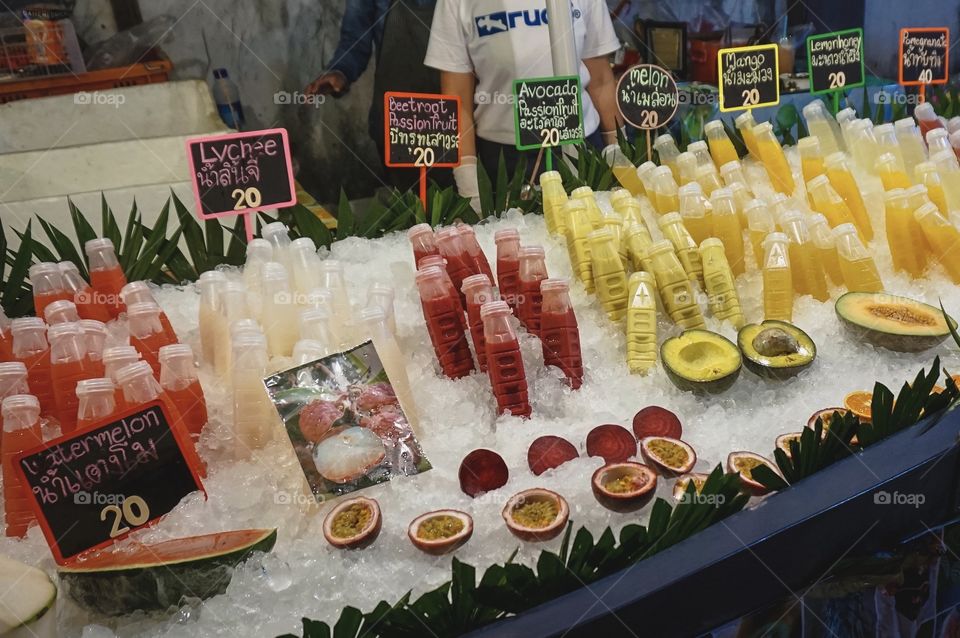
[0,554,57,637]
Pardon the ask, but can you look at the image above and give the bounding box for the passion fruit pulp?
[527,436,579,476]
[591,462,658,512]
[632,406,683,440]
[585,424,637,463]
[639,437,697,476]
[727,452,780,496]
[502,489,569,542]
[672,473,710,501]
[408,510,474,555]
[459,449,509,497]
[322,497,382,549]
[775,433,803,457]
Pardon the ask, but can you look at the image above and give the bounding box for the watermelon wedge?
[58,529,277,616]
[0,555,56,638]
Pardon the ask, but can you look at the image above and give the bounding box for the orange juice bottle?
[876,153,912,191]
[735,111,763,159]
[704,120,740,167]
[121,282,177,344]
[128,301,178,376]
[43,300,79,326]
[914,203,960,283]
[806,175,857,231]
[744,199,777,269]
[159,344,208,437]
[834,224,883,292]
[29,263,71,320]
[761,233,794,322]
[0,308,12,363]
[678,183,713,246]
[571,186,604,230]
[779,211,829,301]
[75,378,116,431]
[59,261,112,323]
[700,238,746,329]
[883,189,927,278]
[895,118,929,176]
[80,320,107,378]
[806,213,843,286]
[659,213,704,285]
[709,187,746,276]
[798,137,827,184]
[588,229,629,322]
[625,223,655,273]
[647,240,705,330]
[651,166,680,215]
[825,153,874,241]
[540,171,569,235]
[2,394,42,537]
[914,162,950,213]
[653,134,681,179]
[564,200,595,293]
[84,238,127,317]
[676,152,698,186]
[754,122,796,195]
[10,319,54,419]
[48,322,98,434]
[0,363,29,405]
[625,272,658,375]
[102,346,140,410]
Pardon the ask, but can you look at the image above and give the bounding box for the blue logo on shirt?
[476,9,550,37]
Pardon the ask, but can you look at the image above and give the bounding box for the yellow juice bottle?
[914,203,960,283]
[806,175,857,232]
[705,120,740,167]
[780,211,829,301]
[710,187,746,276]
[834,223,884,292]
[604,145,644,196]
[608,189,632,221]
[653,134,681,180]
[883,189,927,278]
[798,137,827,185]
[806,213,843,286]
[625,223,655,273]
[930,151,960,211]
[847,120,881,175]
[700,238,746,329]
[735,111,763,159]
[612,195,644,229]
[927,129,953,156]
[874,123,908,172]
[647,240,705,330]
[688,140,714,168]
[754,122,796,195]
[659,212,704,285]
[679,182,713,246]
[651,166,680,215]
[563,200,595,293]
[905,184,933,214]
[719,160,748,190]
[915,162,950,213]
[761,233,794,321]
[589,229,629,321]
[603,214,626,263]
[626,272,658,374]
[876,153,912,191]
[676,152,698,186]
[744,199,777,269]
[728,181,752,228]
[571,186,604,230]
[637,161,658,194]
[540,171,568,236]
[802,100,844,156]
[696,164,724,196]
[894,118,929,176]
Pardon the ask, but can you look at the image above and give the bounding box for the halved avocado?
[661,330,742,394]
[836,292,956,353]
[738,321,816,379]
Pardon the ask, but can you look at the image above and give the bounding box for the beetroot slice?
[632,406,682,441]
[459,449,509,497]
[527,436,579,476]
[586,425,637,463]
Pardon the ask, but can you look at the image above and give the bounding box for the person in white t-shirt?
[425,1,622,207]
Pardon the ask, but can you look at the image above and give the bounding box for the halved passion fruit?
[775,433,803,457]
[661,330,742,394]
[591,462,658,512]
[459,449,509,497]
[322,497,382,549]
[738,321,816,380]
[408,510,473,555]
[527,436,579,476]
[502,489,569,542]
[808,407,860,446]
[639,437,697,476]
[585,425,637,463]
[632,406,683,440]
[672,473,710,501]
[727,452,780,496]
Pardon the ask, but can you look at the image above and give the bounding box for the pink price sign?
[186,128,297,241]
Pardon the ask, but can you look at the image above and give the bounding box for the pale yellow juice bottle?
[930,151,960,211]
[754,122,796,195]
[744,199,777,269]
[807,175,857,231]
[651,166,680,215]
[710,187,746,276]
[678,182,713,246]
[780,211,829,301]
[806,213,843,286]
[728,181,752,227]
[612,194,644,229]
[834,224,883,292]
[873,124,907,172]
[914,162,950,213]
[653,134,681,180]
[802,100,844,156]
[676,152,698,186]
[798,137,827,185]
[761,233,794,322]
[700,238,746,329]
[876,153,912,191]
[647,240,705,330]
[895,118,929,176]
[626,272,658,374]
[540,171,568,236]
[735,111,763,159]
[571,186,604,230]
[659,212,704,285]
[563,200,595,293]
[625,223,655,273]
[884,189,927,278]
[589,229,629,321]
[847,120,880,174]
[704,120,740,167]
[688,141,715,168]
[604,145,644,196]
[719,160,748,191]
[905,184,933,215]
[608,188,633,217]
[637,161,658,194]
[603,214,627,263]
[696,164,724,197]
[914,203,960,283]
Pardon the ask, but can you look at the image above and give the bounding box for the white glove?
[454,156,482,213]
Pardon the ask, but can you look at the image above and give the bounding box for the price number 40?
[100,495,150,538]
[918,69,934,83]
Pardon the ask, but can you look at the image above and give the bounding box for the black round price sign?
[616,64,679,130]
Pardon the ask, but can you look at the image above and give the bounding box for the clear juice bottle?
[876,152,912,190]
[873,123,907,170]
[159,344,207,437]
[121,282,177,344]
[292,339,327,366]
[290,237,322,295]
[728,181,752,228]
[494,229,521,313]
[366,282,397,336]
[802,100,844,156]
[848,120,880,174]
[0,308,12,363]
[2,395,42,538]
[914,203,960,283]
[735,111,763,159]
[806,174,857,231]
[779,211,829,301]
[678,182,713,246]
[700,238,746,329]
[659,212,704,285]
[798,137,827,184]
[604,145,644,196]
[127,301,177,375]
[676,152,698,186]
[415,266,475,379]
[59,261,111,323]
[461,274,495,372]
[243,239,272,321]
[231,332,275,451]
[407,224,440,269]
[625,272,657,375]
[261,222,294,273]
[696,163,724,197]
[834,224,884,292]
[931,151,960,211]
[927,129,952,157]
[299,308,335,353]
[539,279,583,389]
[824,153,874,240]
[75,378,116,431]
[950,116,960,135]
[914,162,950,213]
[571,186,604,230]
[197,270,226,366]
[43,300,79,326]
[653,134,681,179]
[84,239,127,317]
[258,263,300,357]
[807,213,843,286]
[710,187,746,276]
[916,102,946,140]
[837,109,859,150]
[688,140,713,167]
[29,263,71,320]
[563,200,596,293]
[744,199,777,269]
[883,189,927,278]
[647,240,705,330]
[48,322,98,434]
[761,233,794,322]
[540,171,569,235]
[719,160,748,191]
[319,260,355,347]
[753,122,796,195]
[651,166,680,215]
[0,362,28,404]
[588,229,629,322]
[636,161,658,195]
[359,306,420,431]
[457,225,494,282]
[517,246,549,335]
[10,318,54,419]
[895,118,929,176]
[625,223,655,273]
[214,281,251,377]
[79,319,107,378]
[704,120,740,167]
[480,300,531,418]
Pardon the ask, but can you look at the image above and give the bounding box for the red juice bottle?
[75,378,116,431]
[407,223,440,268]
[418,256,466,326]
[29,263,71,319]
[10,319,55,419]
[122,282,177,344]
[456,224,494,282]
[517,246,549,336]
[494,229,521,313]
[539,279,584,390]
[0,307,13,363]
[48,322,99,434]
[159,344,208,437]
[59,261,112,323]
[415,266,475,379]
[916,103,946,140]
[2,394,42,537]
[43,300,80,325]
[102,346,141,410]
[460,274,495,372]
[480,301,531,418]
[85,238,127,317]
[79,320,108,379]
[127,301,178,376]
[435,228,474,306]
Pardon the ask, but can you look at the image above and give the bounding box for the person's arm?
[305,0,379,96]
[583,56,622,145]
[442,71,481,210]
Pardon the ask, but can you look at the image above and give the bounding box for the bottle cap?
[561,199,587,213]
[47,321,83,343]
[688,140,709,153]
[913,202,940,218]
[245,238,273,262]
[29,262,64,294]
[710,187,733,201]
[734,111,756,127]
[915,102,936,120]
[753,121,774,136]
[367,282,394,300]
[262,222,290,241]
[801,99,827,119]
[823,152,848,169]
[629,271,656,285]
[407,223,434,240]
[831,223,858,237]
[318,259,344,274]
[479,300,511,319]
[84,239,120,270]
[417,255,446,271]
[79,320,108,354]
[806,174,830,190]
[678,182,704,197]
[126,301,161,320]
[460,274,492,293]
[700,237,724,250]
[762,232,789,247]
[653,134,676,149]
[2,394,40,422]
[260,262,290,284]
[651,165,673,179]
[658,212,683,226]
[539,170,562,184]
[797,136,821,154]
[230,319,262,336]
[518,245,545,259]
[587,228,614,243]
[703,119,724,135]
[10,317,46,336]
[43,300,80,325]
[232,331,267,352]
[158,343,195,364]
[76,378,115,396]
[570,186,595,199]
[494,228,520,244]
[456,224,477,238]
[102,346,139,365]
[291,237,317,254]
[114,361,155,387]
[894,117,917,131]
[120,281,156,306]
[539,278,569,293]
[647,239,674,255]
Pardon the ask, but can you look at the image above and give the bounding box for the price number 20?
[100,495,150,538]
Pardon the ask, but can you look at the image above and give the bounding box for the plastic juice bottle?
[625,272,657,375]
[696,164,724,197]
[29,263,70,320]
[539,279,583,389]
[802,100,843,156]
[709,188,746,276]
[604,145,644,196]
[436,227,475,304]
[653,134,681,179]
[359,306,420,430]
[950,131,960,162]
[931,151,960,211]
[457,225,494,282]
[59,261,111,323]
[292,340,327,366]
[10,319,54,418]
[0,363,28,403]
[876,153,912,191]
[676,152,698,186]
[571,187,604,230]
[121,282,177,344]
[517,246,549,335]
[159,344,207,437]
[197,270,226,366]
[761,233,794,322]
[43,300,79,326]
[728,181,752,228]
[2,395,42,537]
[229,332,274,450]
[603,214,628,264]
[798,137,827,184]
[658,213,704,285]
[461,275,495,372]
[806,175,856,231]
[807,213,843,286]
[895,118,929,175]
[927,129,952,156]
[563,200,596,293]
[79,319,107,376]
[625,223,655,273]
[678,182,713,246]
[540,171,569,235]
[823,154,873,240]
[916,102,946,139]
[48,322,98,433]
[637,161,658,195]
[85,239,127,317]
[688,140,713,168]
[588,230,629,322]
[849,120,881,174]
[262,222,294,272]
[417,256,466,327]
[102,346,140,410]
[0,309,12,364]
[608,189,632,217]
[833,224,883,292]
[407,224,439,269]
[914,203,960,283]
[700,238,746,329]
[647,241,704,329]
[480,301,531,418]
[494,229,521,313]
[319,260,355,346]
[838,111,859,150]
[873,123,906,166]
[366,282,397,336]
[290,237,322,295]
[299,308,335,352]
[127,302,177,375]
[704,120,739,168]
[951,117,960,135]
[213,281,251,377]
[719,160,748,191]
[75,378,116,431]
[610,192,643,229]
[915,162,950,213]
[744,200,777,269]
[735,111,763,159]
[779,212,829,301]
[753,122,795,195]
[242,239,272,321]
[651,166,680,215]
[415,266,475,379]
[884,189,927,278]
[258,263,299,357]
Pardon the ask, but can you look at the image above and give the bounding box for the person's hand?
[454,156,482,213]
[305,71,349,97]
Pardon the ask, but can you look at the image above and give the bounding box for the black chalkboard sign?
[384,92,461,168]
[512,76,584,151]
[616,64,679,130]
[807,29,865,95]
[899,28,950,86]
[186,128,296,222]
[718,44,780,112]
[16,402,205,563]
